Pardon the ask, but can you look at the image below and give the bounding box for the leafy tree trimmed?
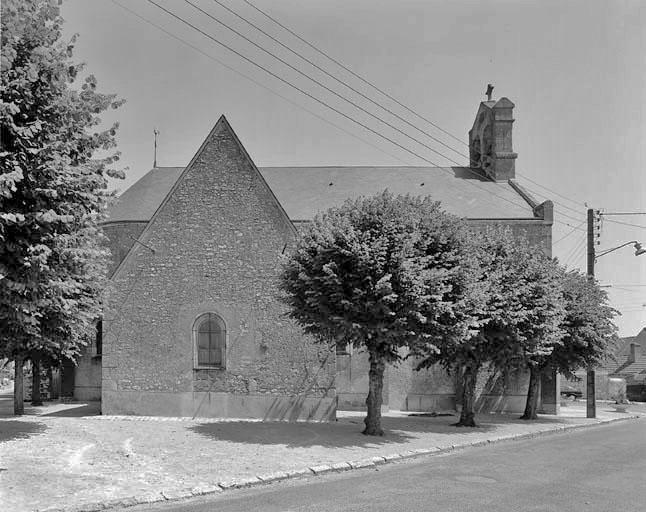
[415,227,556,427]
[512,256,566,420]
[1,0,124,414]
[280,192,480,435]
[544,269,619,386]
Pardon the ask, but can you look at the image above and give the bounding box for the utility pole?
[586,208,596,418]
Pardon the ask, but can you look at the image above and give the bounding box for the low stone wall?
[102,390,336,421]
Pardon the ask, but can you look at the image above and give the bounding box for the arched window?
[193,313,226,368]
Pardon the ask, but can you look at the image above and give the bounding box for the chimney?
[628,343,640,364]
[468,93,518,181]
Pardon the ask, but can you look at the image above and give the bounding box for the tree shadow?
[189,420,413,448]
[188,413,499,449]
[0,420,48,442]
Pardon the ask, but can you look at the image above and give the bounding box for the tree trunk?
[14,356,24,416]
[521,365,541,420]
[454,363,479,427]
[31,353,43,406]
[363,351,385,436]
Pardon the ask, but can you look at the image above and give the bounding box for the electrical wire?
[117,1,592,234]
[144,0,561,221]
[182,0,471,168]
[553,220,587,245]
[562,235,586,267]
[215,0,588,226]
[602,218,646,229]
[109,0,415,168]
[241,0,468,148]
[240,0,592,217]
[210,0,465,160]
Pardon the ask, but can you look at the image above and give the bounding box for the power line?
[601,212,646,216]
[241,0,592,219]
[124,1,588,235]
[181,1,589,229]
[113,0,552,232]
[182,0,468,167]
[562,234,586,267]
[553,220,586,245]
[611,286,646,294]
[515,180,585,218]
[109,0,415,168]
[144,0,555,220]
[516,176,586,213]
[226,0,587,225]
[210,0,465,160]
[602,218,646,229]
[241,0,467,148]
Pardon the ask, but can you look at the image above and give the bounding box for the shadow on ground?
[0,420,48,442]
[188,413,504,448]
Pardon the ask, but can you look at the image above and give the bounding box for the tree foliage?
[0,0,125,412]
[280,191,480,435]
[414,227,564,426]
[547,269,619,377]
[505,250,566,419]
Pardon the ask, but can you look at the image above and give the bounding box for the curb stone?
[285,467,313,478]
[161,489,193,501]
[309,464,334,475]
[190,484,221,496]
[63,414,640,512]
[232,476,263,488]
[256,471,289,483]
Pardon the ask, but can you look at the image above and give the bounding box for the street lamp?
[586,209,646,418]
[596,241,646,259]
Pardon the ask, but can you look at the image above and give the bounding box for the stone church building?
[72,95,559,419]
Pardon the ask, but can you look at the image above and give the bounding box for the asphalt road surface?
[128,418,646,512]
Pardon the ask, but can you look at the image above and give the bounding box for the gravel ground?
[0,394,642,512]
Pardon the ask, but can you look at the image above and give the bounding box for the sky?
[60,0,645,336]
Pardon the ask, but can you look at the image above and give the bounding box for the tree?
[280,192,480,435]
[544,269,619,382]
[414,227,554,427]
[512,256,566,420]
[0,0,124,414]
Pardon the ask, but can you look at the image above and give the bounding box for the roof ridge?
[259,165,466,169]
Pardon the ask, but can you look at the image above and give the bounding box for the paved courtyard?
[0,391,642,512]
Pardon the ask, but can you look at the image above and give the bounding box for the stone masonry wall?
[102,119,335,420]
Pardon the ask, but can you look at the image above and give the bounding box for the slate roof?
[106,166,536,223]
[106,167,184,222]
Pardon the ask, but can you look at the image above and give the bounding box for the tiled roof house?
[71,94,559,419]
[604,328,646,383]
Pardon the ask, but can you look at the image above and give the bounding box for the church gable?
[112,115,294,281]
[102,116,334,420]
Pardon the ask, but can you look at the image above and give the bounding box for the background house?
[607,328,646,401]
[70,94,559,418]
[561,327,646,402]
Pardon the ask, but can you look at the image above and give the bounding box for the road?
[128,417,646,512]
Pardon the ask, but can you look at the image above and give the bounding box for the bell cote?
[468,96,518,181]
